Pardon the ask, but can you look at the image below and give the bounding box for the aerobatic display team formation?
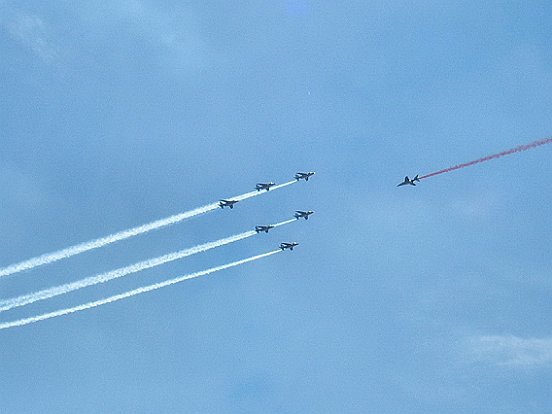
[1,136,551,330]
[0,172,316,330]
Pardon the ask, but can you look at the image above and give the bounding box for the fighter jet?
[397,175,420,187]
[219,199,239,209]
[295,171,316,181]
[255,225,275,233]
[294,210,314,220]
[280,242,299,251]
[255,182,276,191]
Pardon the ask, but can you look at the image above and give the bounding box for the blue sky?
[1,1,552,412]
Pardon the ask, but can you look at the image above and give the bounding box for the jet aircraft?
[294,210,314,220]
[256,182,276,191]
[280,242,299,251]
[255,225,275,233]
[219,199,239,209]
[295,171,316,181]
[397,175,420,187]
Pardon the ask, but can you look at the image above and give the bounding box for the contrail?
[0,219,295,312]
[420,137,552,180]
[0,250,281,330]
[0,180,296,279]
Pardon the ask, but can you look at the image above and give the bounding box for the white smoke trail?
[0,250,281,330]
[232,180,296,201]
[0,180,296,278]
[0,231,256,312]
[0,217,296,312]
[273,218,296,228]
[0,205,216,279]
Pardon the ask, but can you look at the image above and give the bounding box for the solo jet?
[295,171,316,181]
[255,225,275,233]
[294,210,314,220]
[219,199,239,209]
[280,242,299,251]
[256,182,276,191]
[397,175,420,187]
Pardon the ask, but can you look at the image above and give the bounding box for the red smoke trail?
[420,137,552,180]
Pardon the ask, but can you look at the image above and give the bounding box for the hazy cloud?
[1,7,58,62]
[74,0,208,71]
[470,335,552,367]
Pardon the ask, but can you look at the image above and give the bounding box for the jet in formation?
[295,171,316,181]
[280,242,299,251]
[397,175,420,187]
[219,199,239,209]
[255,225,275,233]
[294,210,314,220]
[256,182,276,191]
